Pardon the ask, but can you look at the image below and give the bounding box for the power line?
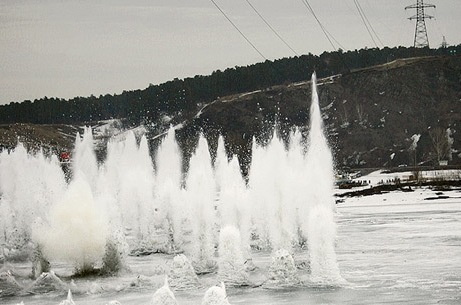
[355,0,385,47]
[299,0,350,72]
[209,0,267,60]
[299,0,344,51]
[300,0,336,50]
[354,0,379,48]
[244,0,299,56]
[361,1,385,47]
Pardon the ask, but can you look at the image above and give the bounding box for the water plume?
[0,72,344,292]
[248,133,298,251]
[73,127,98,188]
[215,137,251,258]
[0,144,66,253]
[99,131,157,253]
[101,229,129,275]
[33,175,109,274]
[217,226,249,287]
[185,135,217,274]
[155,128,183,251]
[264,249,300,288]
[303,73,342,284]
[31,243,50,279]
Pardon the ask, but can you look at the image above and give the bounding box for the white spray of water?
[248,133,299,252]
[185,135,217,273]
[214,136,228,193]
[0,74,344,286]
[155,128,184,251]
[0,144,66,251]
[98,131,157,252]
[33,175,109,272]
[118,133,156,243]
[217,225,249,286]
[303,73,342,284]
[215,137,251,258]
[286,129,310,247]
[264,248,300,288]
[101,228,130,275]
[73,127,99,189]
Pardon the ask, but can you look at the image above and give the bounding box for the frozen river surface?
[3,187,461,305]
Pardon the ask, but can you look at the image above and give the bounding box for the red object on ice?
[60,151,70,162]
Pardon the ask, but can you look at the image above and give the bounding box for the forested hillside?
[184,55,461,172]
[1,46,460,170]
[1,46,459,126]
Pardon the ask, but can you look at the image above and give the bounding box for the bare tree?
[429,127,451,163]
[408,134,420,180]
[355,103,368,126]
[447,128,454,161]
[339,104,350,128]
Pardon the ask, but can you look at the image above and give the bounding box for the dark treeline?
[1,45,460,126]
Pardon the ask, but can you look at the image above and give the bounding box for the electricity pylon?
[405,0,436,48]
[441,36,448,48]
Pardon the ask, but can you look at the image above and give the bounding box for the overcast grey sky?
[1,0,459,105]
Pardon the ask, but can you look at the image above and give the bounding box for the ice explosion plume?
[33,175,109,273]
[304,72,342,284]
[0,72,343,287]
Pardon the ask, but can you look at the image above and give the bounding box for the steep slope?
[182,55,461,170]
[0,124,79,153]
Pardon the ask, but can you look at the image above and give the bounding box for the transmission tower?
[441,36,448,48]
[405,0,435,48]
